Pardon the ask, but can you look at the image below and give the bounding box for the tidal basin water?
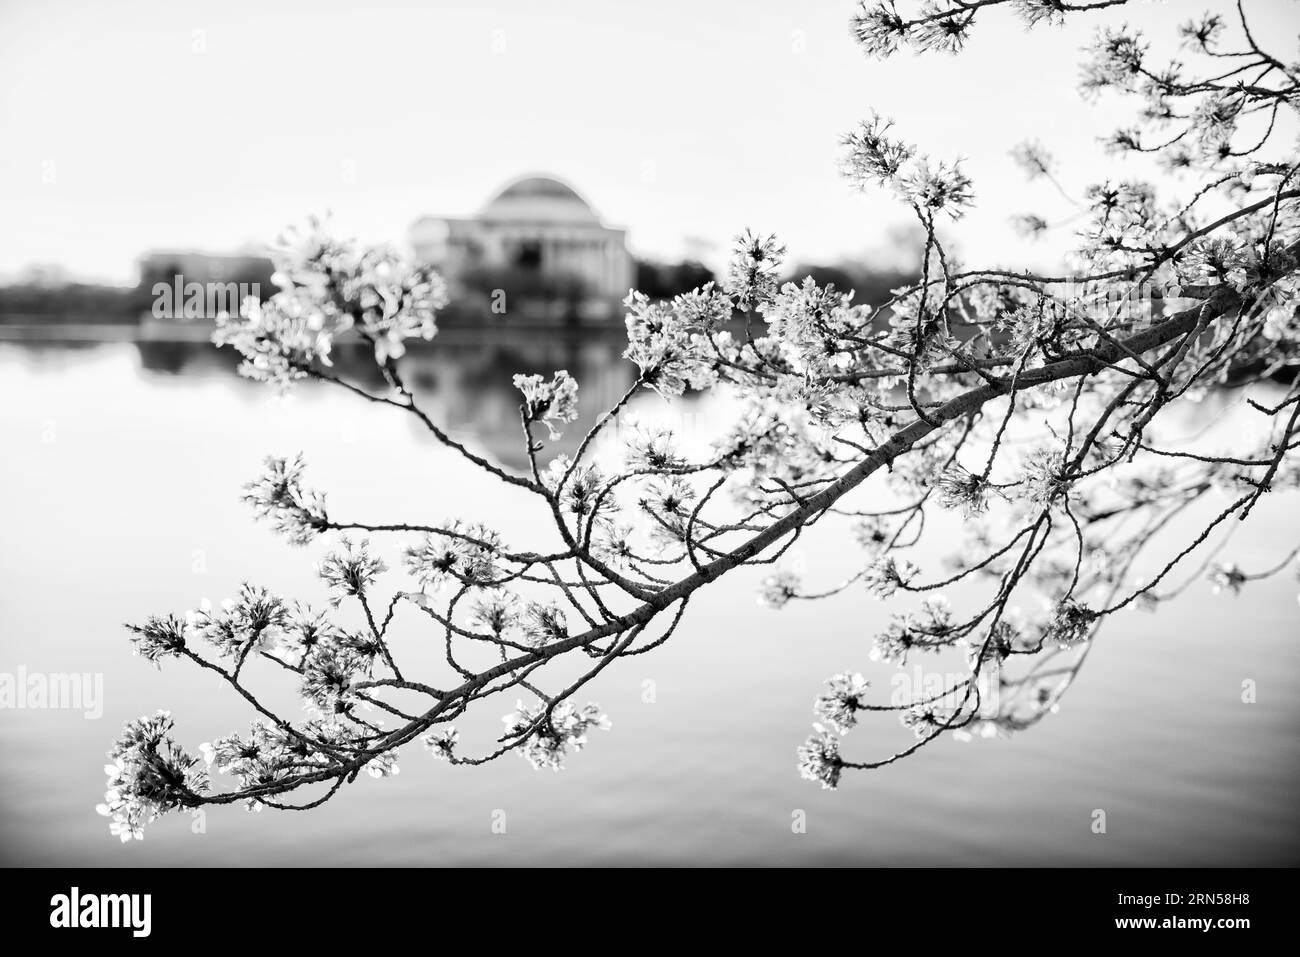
[1,336,1297,866]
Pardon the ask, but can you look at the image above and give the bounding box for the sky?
[2,0,1297,284]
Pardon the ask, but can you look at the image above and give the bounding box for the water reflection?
[1,335,1298,866]
[133,330,644,469]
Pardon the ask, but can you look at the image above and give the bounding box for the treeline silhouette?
[0,257,917,326]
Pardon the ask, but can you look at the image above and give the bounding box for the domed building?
[410,175,633,316]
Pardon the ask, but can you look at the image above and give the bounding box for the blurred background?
[2,0,1298,865]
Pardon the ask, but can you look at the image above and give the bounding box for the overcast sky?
[2,0,1296,284]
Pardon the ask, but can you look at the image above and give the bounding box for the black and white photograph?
[1,0,1297,928]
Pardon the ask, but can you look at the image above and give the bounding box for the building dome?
[479,175,602,225]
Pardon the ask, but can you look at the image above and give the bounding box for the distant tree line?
[0,281,137,324]
[0,254,916,327]
[785,262,917,311]
[637,257,917,312]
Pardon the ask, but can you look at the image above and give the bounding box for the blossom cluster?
[97,711,208,842]
[212,220,448,386]
[514,370,579,439]
[622,287,727,396]
[869,596,956,664]
[200,719,352,806]
[182,584,290,660]
[298,626,384,714]
[243,455,328,546]
[812,672,872,735]
[317,538,388,606]
[501,699,611,770]
[403,522,504,590]
[796,724,844,790]
[841,111,972,219]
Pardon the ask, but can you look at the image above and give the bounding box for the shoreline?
[0,321,631,344]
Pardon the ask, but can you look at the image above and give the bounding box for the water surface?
[1,338,1297,866]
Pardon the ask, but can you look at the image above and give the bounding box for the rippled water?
[1,338,1297,866]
